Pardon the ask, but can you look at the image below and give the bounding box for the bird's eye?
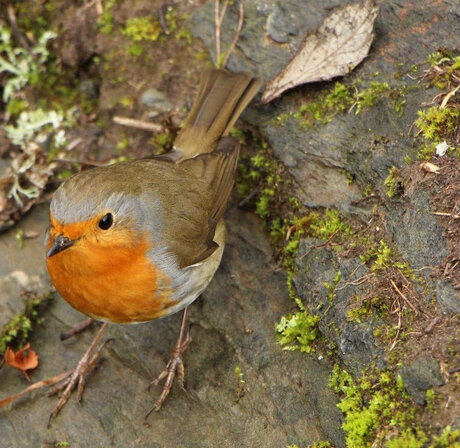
[98,213,113,230]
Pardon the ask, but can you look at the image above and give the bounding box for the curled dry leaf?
[420,162,441,174]
[261,0,379,103]
[5,343,39,382]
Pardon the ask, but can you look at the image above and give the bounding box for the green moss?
[309,209,353,241]
[329,365,422,448]
[329,364,459,448]
[416,106,460,144]
[6,98,28,117]
[386,430,428,448]
[151,130,175,154]
[98,0,118,35]
[292,82,354,127]
[0,293,51,353]
[275,80,405,129]
[429,427,460,448]
[355,82,390,114]
[384,166,400,199]
[275,272,320,353]
[123,16,162,42]
[236,144,284,221]
[275,307,320,353]
[360,240,415,279]
[309,442,334,448]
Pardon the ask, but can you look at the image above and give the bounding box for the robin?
[45,69,261,421]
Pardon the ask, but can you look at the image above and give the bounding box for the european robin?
[45,69,261,421]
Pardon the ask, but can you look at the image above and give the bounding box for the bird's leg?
[146,307,192,418]
[60,318,95,341]
[48,322,109,426]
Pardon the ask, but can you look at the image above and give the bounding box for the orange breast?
[46,237,177,323]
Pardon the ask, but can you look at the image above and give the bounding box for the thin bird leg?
[60,318,95,341]
[48,322,109,426]
[146,307,192,418]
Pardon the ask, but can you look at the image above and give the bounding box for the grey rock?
[436,279,460,315]
[387,188,449,272]
[140,88,172,112]
[294,239,383,375]
[267,3,298,44]
[398,357,445,405]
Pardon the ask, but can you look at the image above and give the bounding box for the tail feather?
[173,69,262,159]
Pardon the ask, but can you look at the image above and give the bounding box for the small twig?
[7,5,31,50]
[390,280,418,315]
[424,316,441,334]
[351,194,379,205]
[215,0,229,65]
[443,259,460,275]
[335,274,374,291]
[431,211,460,219]
[158,3,170,35]
[221,1,244,68]
[299,229,339,260]
[238,183,262,207]
[113,116,163,133]
[389,307,402,351]
[440,84,460,108]
[95,0,103,15]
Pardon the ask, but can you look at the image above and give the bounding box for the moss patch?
[273,80,408,129]
[0,292,52,354]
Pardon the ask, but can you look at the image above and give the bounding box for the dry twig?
[390,279,418,315]
[215,0,244,68]
[113,116,163,133]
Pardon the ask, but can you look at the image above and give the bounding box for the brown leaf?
[261,0,379,103]
[5,343,39,382]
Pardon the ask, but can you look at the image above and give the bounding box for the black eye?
[98,213,113,230]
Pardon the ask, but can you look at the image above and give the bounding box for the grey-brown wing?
[159,137,240,268]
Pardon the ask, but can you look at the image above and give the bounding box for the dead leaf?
[420,162,441,174]
[261,0,378,103]
[5,343,39,382]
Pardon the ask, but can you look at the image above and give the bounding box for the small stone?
[436,279,460,315]
[140,88,172,112]
[398,357,445,404]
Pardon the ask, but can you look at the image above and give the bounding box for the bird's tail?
[173,69,262,160]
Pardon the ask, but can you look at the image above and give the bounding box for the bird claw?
[146,331,191,418]
[47,324,109,427]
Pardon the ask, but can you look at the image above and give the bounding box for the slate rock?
[436,279,460,316]
[294,239,383,375]
[267,3,298,43]
[140,88,172,112]
[398,357,445,405]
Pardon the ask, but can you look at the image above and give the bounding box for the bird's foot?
[146,311,192,417]
[48,322,109,426]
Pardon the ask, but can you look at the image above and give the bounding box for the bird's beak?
[47,235,76,258]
